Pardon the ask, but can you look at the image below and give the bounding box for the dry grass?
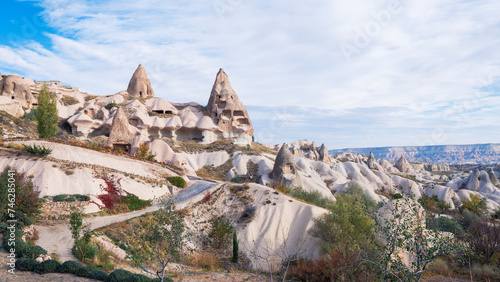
[188,251,221,271]
[196,159,234,181]
[61,95,79,106]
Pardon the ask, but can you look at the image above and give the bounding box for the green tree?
[0,166,40,222]
[144,197,194,282]
[374,197,456,281]
[68,207,91,266]
[208,216,234,250]
[232,231,239,263]
[36,84,58,138]
[310,186,377,259]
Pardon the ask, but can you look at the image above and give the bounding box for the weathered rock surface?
[395,155,414,173]
[0,73,36,109]
[206,68,254,143]
[127,64,155,98]
[271,144,302,188]
[105,107,138,150]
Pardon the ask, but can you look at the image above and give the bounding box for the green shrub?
[289,187,334,209]
[167,176,186,188]
[38,197,47,203]
[152,277,173,282]
[15,258,39,271]
[75,194,91,201]
[57,260,81,274]
[65,195,77,202]
[208,216,234,250]
[119,243,127,250]
[122,194,150,211]
[34,259,61,274]
[23,144,53,156]
[21,245,48,259]
[460,194,488,216]
[76,265,101,277]
[72,243,98,261]
[427,216,463,235]
[90,270,109,281]
[24,109,38,121]
[105,269,135,282]
[152,277,174,282]
[392,193,403,199]
[53,194,68,202]
[126,274,152,281]
[105,102,118,110]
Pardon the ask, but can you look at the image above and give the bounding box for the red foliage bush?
[201,191,211,204]
[95,175,124,210]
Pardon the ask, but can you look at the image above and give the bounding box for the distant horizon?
[1,0,499,149]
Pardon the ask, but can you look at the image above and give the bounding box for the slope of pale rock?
[0,150,171,213]
[231,153,274,177]
[0,96,24,117]
[379,159,399,173]
[17,140,174,179]
[97,93,125,105]
[423,185,457,209]
[238,183,325,270]
[177,151,231,172]
[126,99,148,112]
[148,139,195,176]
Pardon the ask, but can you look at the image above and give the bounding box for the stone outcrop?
[206,68,254,144]
[366,151,377,169]
[271,144,301,188]
[0,73,36,109]
[318,143,329,162]
[127,64,155,98]
[105,107,137,151]
[395,155,413,173]
[488,168,499,186]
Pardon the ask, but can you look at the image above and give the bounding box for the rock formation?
[127,64,155,98]
[105,107,137,151]
[318,143,329,162]
[0,73,36,109]
[488,168,499,186]
[395,155,413,173]
[206,68,254,144]
[366,151,377,169]
[271,144,302,188]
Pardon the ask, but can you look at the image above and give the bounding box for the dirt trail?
[34,181,220,263]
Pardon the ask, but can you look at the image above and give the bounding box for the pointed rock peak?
[206,68,254,137]
[368,151,376,159]
[127,64,155,98]
[106,107,135,149]
[310,141,317,150]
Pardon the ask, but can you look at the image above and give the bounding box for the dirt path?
[34,181,221,263]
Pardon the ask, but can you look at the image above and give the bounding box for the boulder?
[488,168,499,186]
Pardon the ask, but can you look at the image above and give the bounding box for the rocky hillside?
[329,143,500,164]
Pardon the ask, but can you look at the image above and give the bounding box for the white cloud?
[1,0,500,148]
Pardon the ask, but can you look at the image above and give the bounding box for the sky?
[0,0,499,149]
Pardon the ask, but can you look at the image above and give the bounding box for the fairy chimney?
[206,69,254,137]
[106,107,136,151]
[127,64,155,98]
[271,144,302,188]
[394,155,412,173]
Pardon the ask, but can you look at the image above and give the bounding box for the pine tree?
[36,85,58,138]
[232,231,239,263]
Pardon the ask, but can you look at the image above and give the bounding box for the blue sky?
[0,0,499,149]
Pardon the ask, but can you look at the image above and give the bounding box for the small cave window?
[139,91,143,97]
[11,96,15,99]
